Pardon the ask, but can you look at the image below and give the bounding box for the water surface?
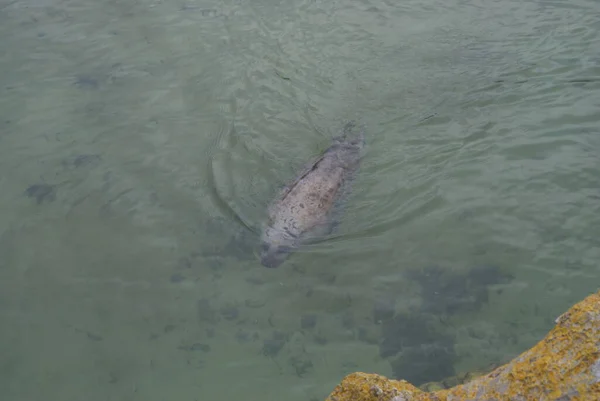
[1,0,599,400]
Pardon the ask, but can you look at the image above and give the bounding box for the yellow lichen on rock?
[325,290,600,401]
[325,372,425,401]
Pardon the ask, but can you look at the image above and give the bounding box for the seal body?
[260,121,365,268]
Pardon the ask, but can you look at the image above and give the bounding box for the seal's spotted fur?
[260,121,365,268]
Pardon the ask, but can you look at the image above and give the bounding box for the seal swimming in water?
[259,121,365,268]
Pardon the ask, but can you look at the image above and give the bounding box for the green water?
[1,0,599,399]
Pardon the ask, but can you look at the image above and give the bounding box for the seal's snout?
[260,254,283,268]
[259,242,292,268]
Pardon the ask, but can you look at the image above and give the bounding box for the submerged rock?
[324,289,600,401]
[379,312,456,385]
[24,183,56,204]
[405,264,513,315]
[372,264,512,385]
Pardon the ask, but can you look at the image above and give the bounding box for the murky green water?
[1,0,599,399]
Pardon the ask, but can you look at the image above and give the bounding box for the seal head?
[259,227,297,268]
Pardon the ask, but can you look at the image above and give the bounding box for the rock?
[24,183,56,204]
[324,289,600,401]
[301,314,318,330]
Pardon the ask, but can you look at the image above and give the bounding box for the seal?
[259,121,365,268]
